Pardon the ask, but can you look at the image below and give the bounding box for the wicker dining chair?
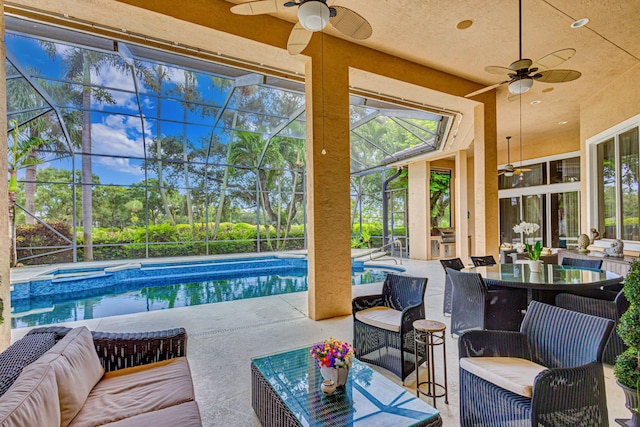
[447,268,527,336]
[470,255,497,267]
[439,257,465,316]
[352,274,428,382]
[458,301,614,427]
[555,289,629,364]
[561,257,603,269]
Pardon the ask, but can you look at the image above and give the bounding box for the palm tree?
[141,64,175,225]
[41,42,120,261]
[172,70,203,228]
[8,120,49,266]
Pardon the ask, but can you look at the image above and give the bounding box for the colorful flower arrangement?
[310,338,355,369]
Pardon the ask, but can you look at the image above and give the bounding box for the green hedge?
[19,220,341,264]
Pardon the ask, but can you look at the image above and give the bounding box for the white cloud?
[95,156,143,176]
[91,114,147,174]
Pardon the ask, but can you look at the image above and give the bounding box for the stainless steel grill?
[434,228,456,243]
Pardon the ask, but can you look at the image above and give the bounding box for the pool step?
[135,258,306,279]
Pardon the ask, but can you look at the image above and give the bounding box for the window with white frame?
[499,153,581,249]
[592,123,639,242]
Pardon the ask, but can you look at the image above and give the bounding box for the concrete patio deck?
[10,257,627,426]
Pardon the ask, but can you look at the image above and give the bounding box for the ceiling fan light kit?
[231,0,372,55]
[508,77,533,95]
[465,0,581,98]
[297,0,330,32]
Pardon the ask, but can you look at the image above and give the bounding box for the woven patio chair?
[471,255,497,267]
[561,257,603,269]
[352,273,428,382]
[439,257,465,316]
[447,268,527,336]
[458,301,614,427]
[555,289,629,364]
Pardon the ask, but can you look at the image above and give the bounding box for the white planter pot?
[319,366,350,387]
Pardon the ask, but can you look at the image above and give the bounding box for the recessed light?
[571,18,589,28]
[530,100,542,105]
[558,121,568,125]
[456,20,473,30]
[542,87,554,93]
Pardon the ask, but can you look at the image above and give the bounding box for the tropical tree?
[31,168,76,222]
[227,132,283,249]
[7,120,49,265]
[40,41,125,261]
[140,64,175,225]
[430,170,451,228]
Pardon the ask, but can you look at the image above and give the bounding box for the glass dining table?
[463,263,623,302]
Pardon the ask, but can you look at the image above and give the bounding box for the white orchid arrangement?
[512,221,542,261]
[512,221,540,235]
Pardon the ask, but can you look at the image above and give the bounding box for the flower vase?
[320,379,336,395]
[530,260,543,273]
[320,366,350,387]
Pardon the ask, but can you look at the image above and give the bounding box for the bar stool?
[413,319,448,407]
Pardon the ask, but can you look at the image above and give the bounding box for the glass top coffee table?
[251,346,442,427]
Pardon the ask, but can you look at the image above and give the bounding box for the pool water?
[11,266,392,328]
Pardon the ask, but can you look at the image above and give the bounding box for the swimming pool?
[11,256,402,328]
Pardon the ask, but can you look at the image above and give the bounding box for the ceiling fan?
[499,136,531,177]
[465,0,581,99]
[230,0,373,55]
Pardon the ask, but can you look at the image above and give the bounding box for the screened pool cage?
[5,16,451,265]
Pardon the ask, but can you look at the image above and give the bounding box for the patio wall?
[579,63,640,232]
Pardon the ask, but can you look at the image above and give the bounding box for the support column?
[408,161,428,260]
[1,3,11,349]
[472,99,499,260]
[305,35,351,320]
[454,150,469,261]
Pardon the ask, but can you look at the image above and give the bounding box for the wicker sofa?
[0,326,202,426]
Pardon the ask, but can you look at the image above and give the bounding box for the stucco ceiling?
[226,0,640,154]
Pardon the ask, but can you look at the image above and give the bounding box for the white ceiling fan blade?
[485,65,513,75]
[330,6,372,40]
[465,80,510,98]
[533,48,576,71]
[230,0,278,15]
[535,69,581,83]
[287,22,313,55]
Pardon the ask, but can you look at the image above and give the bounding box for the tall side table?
[413,319,448,407]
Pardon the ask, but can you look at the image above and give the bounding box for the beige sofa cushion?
[69,357,195,427]
[355,306,402,332]
[100,401,202,427]
[44,327,104,426]
[0,358,60,426]
[460,357,547,398]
